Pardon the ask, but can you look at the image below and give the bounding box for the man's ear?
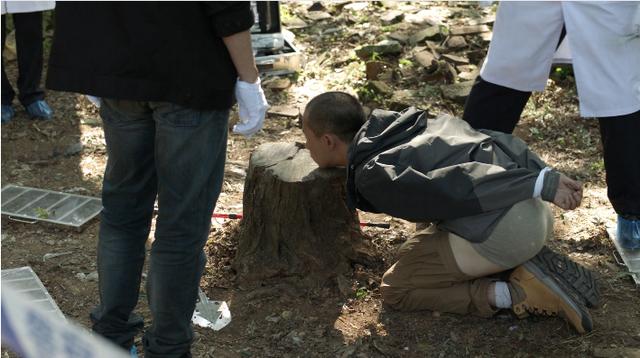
[321,133,337,149]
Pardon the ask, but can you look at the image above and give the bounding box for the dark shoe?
[529,246,600,308]
[617,215,640,250]
[1,105,15,123]
[25,100,53,120]
[509,261,593,334]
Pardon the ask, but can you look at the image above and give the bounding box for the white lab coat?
[480,1,640,118]
[1,1,55,15]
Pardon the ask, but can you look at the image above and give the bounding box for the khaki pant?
[381,199,552,317]
[381,227,498,317]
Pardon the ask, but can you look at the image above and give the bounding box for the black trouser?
[463,76,640,217]
[1,12,45,106]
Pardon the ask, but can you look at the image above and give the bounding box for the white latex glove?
[233,77,269,137]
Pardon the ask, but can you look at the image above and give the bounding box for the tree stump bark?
[233,142,367,287]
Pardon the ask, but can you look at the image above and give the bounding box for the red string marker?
[212,213,390,229]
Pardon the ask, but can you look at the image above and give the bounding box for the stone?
[409,25,447,45]
[440,81,475,104]
[442,54,469,65]
[387,31,410,44]
[480,32,493,42]
[64,142,84,157]
[263,77,292,90]
[282,16,308,29]
[389,90,419,111]
[365,61,390,80]
[368,81,394,96]
[268,105,299,118]
[404,9,448,26]
[344,2,369,11]
[446,36,467,49]
[381,10,404,25]
[450,25,491,36]
[468,15,495,26]
[307,2,325,12]
[355,40,402,59]
[305,11,331,21]
[414,51,437,70]
[458,71,478,81]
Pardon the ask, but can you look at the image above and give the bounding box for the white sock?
[494,281,512,309]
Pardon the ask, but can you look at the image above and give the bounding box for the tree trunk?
[233,142,368,287]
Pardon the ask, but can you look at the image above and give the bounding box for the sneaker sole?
[522,260,593,333]
[530,246,600,308]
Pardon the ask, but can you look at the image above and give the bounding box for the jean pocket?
[153,103,204,128]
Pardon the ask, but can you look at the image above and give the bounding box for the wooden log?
[232,142,370,287]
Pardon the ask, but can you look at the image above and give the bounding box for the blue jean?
[90,99,228,358]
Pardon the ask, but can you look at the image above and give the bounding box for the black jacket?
[347,108,559,242]
[46,2,254,110]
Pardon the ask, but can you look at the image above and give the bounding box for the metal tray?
[1,185,102,228]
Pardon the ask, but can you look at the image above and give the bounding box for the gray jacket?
[346,107,559,243]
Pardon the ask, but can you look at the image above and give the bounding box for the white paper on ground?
[192,289,232,331]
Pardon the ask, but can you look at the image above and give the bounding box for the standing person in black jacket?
[46,3,268,357]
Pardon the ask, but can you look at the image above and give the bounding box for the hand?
[233,77,269,137]
[553,174,583,210]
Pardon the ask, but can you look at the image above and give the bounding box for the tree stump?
[233,142,369,287]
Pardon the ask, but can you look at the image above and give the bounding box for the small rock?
[458,71,478,81]
[75,272,87,281]
[381,10,404,25]
[405,9,443,26]
[480,32,493,42]
[442,54,469,65]
[268,105,299,118]
[468,15,495,26]
[409,25,446,45]
[307,2,325,11]
[305,11,331,21]
[368,81,394,96]
[355,40,402,59]
[365,61,389,80]
[389,90,419,111]
[281,310,293,320]
[450,25,491,36]
[80,117,102,127]
[263,77,291,90]
[86,271,99,282]
[414,51,437,70]
[440,80,474,104]
[64,142,84,157]
[446,36,467,49]
[282,16,308,29]
[265,314,280,323]
[344,2,368,11]
[387,31,410,44]
[431,311,441,317]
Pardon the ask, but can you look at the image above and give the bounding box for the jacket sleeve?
[478,129,547,171]
[479,129,560,201]
[202,2,255,38]
[355,160,539,221]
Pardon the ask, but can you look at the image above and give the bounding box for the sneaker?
[24,100,53,120]
[529,246,600,308]
[617,215,640,250]
[509,261,593,334]
[1,104,15,123]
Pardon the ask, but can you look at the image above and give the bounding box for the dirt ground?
[1,2,639,357]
